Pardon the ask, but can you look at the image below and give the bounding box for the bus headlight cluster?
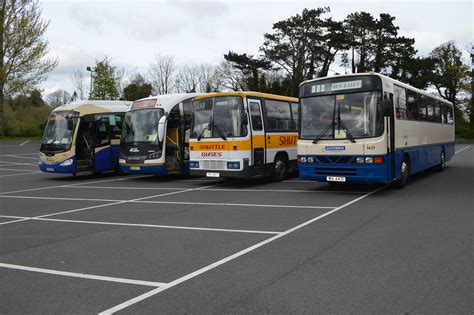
[227,161,240,169]
[59,158,73,166]
[189,161,199,169]
[356,156,384,164]
[299,156,314,163]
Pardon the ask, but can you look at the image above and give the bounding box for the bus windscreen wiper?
[212,122,227,141]
[313,102,337,144]
[336,102,356,143]
[197,120,211,141]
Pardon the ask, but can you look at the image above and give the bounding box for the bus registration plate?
[130,166,140,171]
[46,168,54,172]
[206,172,220,178]
[327,176,346,182]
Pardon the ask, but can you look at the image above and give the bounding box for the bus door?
[165,105,182,174]
[385,93,396,180]
[76,116,94,172]
[248,99,265,173]
[181,100,193,170]
[93,116,113,172]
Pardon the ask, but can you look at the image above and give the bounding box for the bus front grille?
[316,155,355,164]
[202,160,226,170]
[315,168,357,176]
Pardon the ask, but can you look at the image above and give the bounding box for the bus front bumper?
[189,160,258,179]
[298,157,390,184]
[120,163,168,175]
[38,157,76,174]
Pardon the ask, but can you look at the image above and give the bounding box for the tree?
[224,51,271,91]
[148,54,176,94]
[390,56,436,90]
[261,8,346,96]
[343,12,416,74]
[91,57,119,100]
[71,68,88,100]
[123,74,152,101]
[47,89,71,108]
[430,41,470,117]
[0,0,57,134]
[175,65,200,93]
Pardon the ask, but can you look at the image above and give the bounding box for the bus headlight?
[227,161,240,169]
[356,157,365,164]
[300,157,307,163]
[60,158,73,166]
[189,161,199,169]
[365,157,373,164]
[307,156,314,163]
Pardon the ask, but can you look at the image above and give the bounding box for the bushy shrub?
[3,104,52,137]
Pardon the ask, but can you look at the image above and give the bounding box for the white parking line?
[0,168,39,172]
[0,263,166,287]
[0,215,281,235]
[99,184,388,314]
[0,171,41,178]
[0,195,336,210]
[4,155,38,160]
[0,160,37,166]
[0,153,38,156]
[19,140,30,146]
[61,185,187,191]
[455,145,471,154]
[0,182,225,226]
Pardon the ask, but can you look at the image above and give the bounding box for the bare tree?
[219,60,245,91]
[148,54,176,94]
[114,66,128,99]
[71,68,88,100]
[47,89,71,108]
[175,65,200,93]
[197,63,223,92]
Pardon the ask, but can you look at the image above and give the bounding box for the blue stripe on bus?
[120,164,168,175]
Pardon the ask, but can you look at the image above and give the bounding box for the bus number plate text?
[130,166,140,171]
[206,172,220,178]
[327,176,346,182]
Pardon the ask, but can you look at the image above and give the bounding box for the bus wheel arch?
[395,154,410,189]
[272,152,289,181]
[436,147,446,172]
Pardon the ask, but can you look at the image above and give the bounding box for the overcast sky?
[40,0,473,95]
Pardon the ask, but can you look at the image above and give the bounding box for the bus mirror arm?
[382,99,392,117]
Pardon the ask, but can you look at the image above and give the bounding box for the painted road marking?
[0,263,165,287]
[0,215,281,235]
[0,182,225,226]
[0,195,336,210]
[0,171,41,178]
[99,185,388,314]
[19,140,30,146]
[455,145,471,154]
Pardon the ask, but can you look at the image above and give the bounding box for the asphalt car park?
[0,140,472,314]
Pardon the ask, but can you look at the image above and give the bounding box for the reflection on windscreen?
[42,111,76,148]
[122,109,163,143]
[191,96,247,138]
[301,91,383,140]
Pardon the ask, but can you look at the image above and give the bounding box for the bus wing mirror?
[382,99,392,117]
[157,116,167,143]
[67,118,74,130]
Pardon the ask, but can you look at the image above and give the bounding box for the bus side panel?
[110,140,121,170]
[94,146,112,172]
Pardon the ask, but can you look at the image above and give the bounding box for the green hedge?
[3,104,52,137]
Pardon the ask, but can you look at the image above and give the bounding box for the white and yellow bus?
[39,100,131,175]
[189,92,299,180]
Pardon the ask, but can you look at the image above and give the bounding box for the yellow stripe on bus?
[190,133,298,151]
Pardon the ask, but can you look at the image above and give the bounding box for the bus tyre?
[272,155,288,181]
[436,150,446,172]
[395,157,409,189]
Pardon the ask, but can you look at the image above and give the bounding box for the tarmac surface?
[0,140,472,314]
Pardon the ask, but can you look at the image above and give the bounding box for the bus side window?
[264,99,292,132]
[418,94,428,121]
[291,102,299,129]
[433,101,442,123]
[394,85,407,120]
[249,102,263,131]
[446,105,454,124]
[406,89,417,120]
[426,98,435,122]
[111,114,123,139]
[183,99,192,142]
[96,118,110,147]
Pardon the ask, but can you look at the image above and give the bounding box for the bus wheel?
[272,155,288,181]
[436,150,446,172]
[394,157,409,189]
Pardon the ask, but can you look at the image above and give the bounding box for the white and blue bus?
[297,73,455,187]
[119,93,202,175]
[39,100,131,175]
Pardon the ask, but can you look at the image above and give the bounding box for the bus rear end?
[298,75,391,184]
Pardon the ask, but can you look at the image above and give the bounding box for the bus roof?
[131,93,204,112]
[52,100,131,116]
[300,72,453,105]
[192,91,298,103]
